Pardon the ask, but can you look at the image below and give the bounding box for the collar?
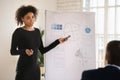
[107,64,120,70]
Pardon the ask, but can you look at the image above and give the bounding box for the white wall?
[0,0,57,80]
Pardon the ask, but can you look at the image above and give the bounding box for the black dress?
[10,28,60,80]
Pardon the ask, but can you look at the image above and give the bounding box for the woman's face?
[21,12,35,27]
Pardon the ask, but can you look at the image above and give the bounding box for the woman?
[10,5,67,80]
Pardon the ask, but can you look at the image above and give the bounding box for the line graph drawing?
[63,23,81,41]
[75,48,89,66]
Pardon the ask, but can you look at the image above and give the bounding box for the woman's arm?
[39,37,60,54]
[38,29,68,54]
[10,29,25,55]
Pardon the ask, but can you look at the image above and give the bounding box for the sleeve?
[10,29,25,55]
[38,29,60,54]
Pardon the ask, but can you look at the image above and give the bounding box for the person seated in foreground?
[81,40,120,80]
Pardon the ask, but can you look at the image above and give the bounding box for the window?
[83,0,120,67]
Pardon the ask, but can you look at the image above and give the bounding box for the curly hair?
[15,5,38,26]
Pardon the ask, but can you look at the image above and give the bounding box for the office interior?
[0,0,120,80]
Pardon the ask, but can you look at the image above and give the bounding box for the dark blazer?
[81,65,120,80]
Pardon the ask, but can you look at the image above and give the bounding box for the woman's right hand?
[25,49,33,56]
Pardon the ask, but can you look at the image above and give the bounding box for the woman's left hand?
[59,38,68,43]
